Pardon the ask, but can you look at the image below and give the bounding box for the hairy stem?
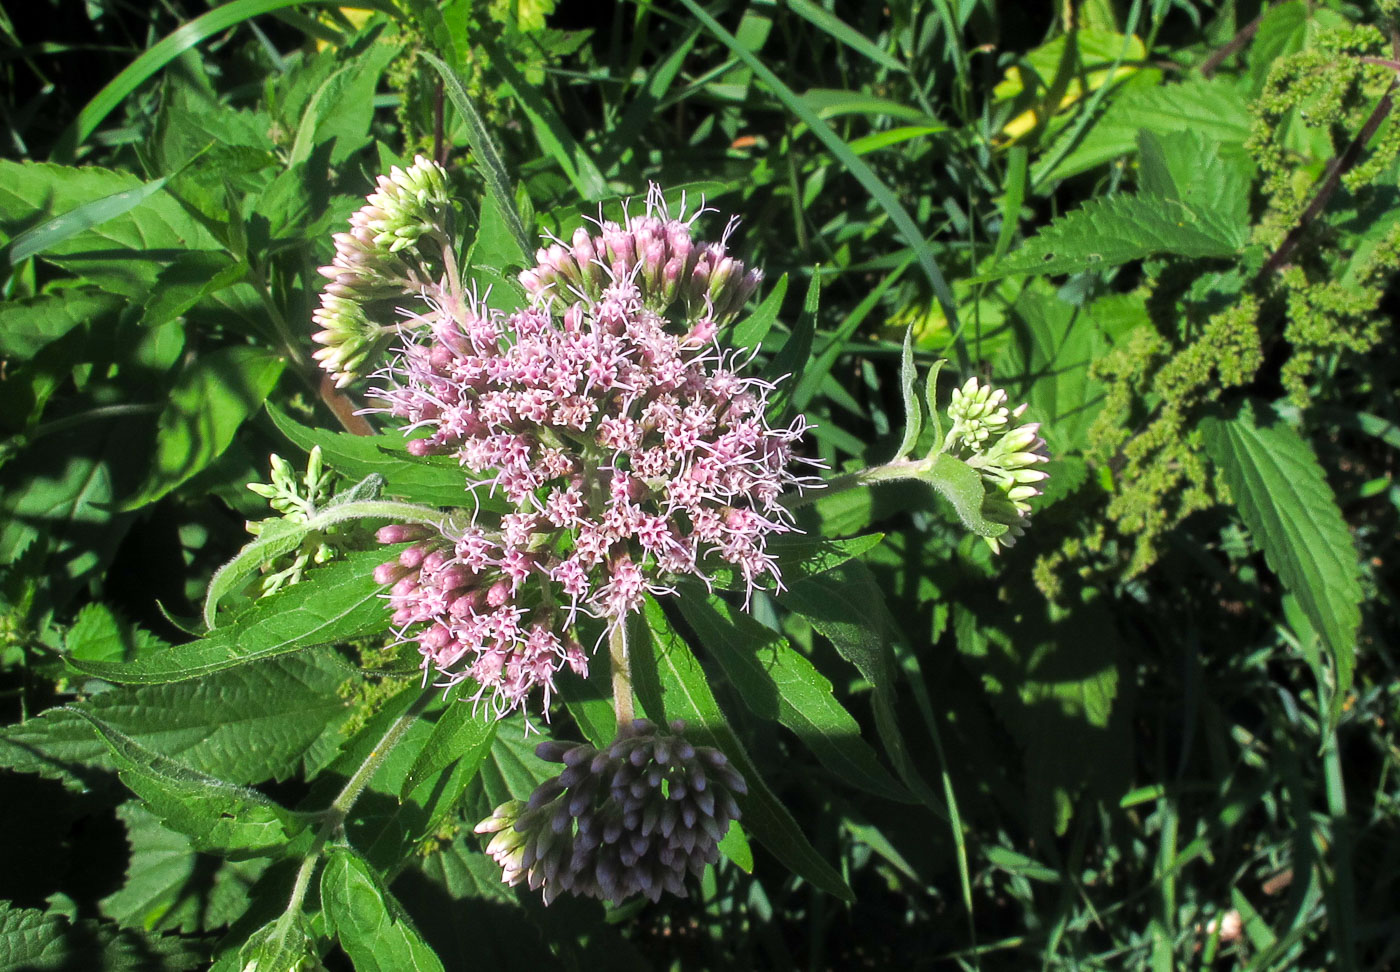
[610,621,635,727]
[275,687,435,928]
[782,456,939,511]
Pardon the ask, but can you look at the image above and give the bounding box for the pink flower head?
[369,186,822,719]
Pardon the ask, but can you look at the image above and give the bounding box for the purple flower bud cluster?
[368,190,820,718]
[519,185,763,325]
[475,719,746,905]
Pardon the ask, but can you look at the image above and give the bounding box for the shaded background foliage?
[1,0,1399,969]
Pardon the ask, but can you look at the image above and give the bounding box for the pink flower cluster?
[370,192,820,717]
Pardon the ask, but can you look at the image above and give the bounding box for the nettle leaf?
[321,846,446,972]
[73,709,307,858]
[675,590,911,803]
[706,532,884,591]
[0,288,122,361]
[1042,77,1253,181]
[68,547,397,685]
[0,901,205,971]
[978,192,1249,280]
[269,403,496,510]
[121,345,285,510]
[637,597,854,901]
[1135,129,1253,229]
[101,801,268,934]
[66,601,169,663]
[1202,408,1362,710]
[0,160,221,299]
[1,651,354,790]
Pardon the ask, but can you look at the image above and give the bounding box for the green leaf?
[1135,129,1252,229]
[637,597,853,901]
[73,708,307,858]
[5,173,170,265]
[782,0,908,72]
[66,601,168,663]
[0,161,221,298]
[1041,77,1253,181]
[480,36,607,202]
[67,548,396,684]
[676,591,911,802]
[922,453,1011,539]
[268,403,494,509]
[894,328,922,460]
[101,801,268,934]
[321,846,446,972]
[729,272,787,350]
[0,288,122,361]
[780,562,939,809]
[400,685,498,800]
[977,192,1248,280]
[0,902,206,971]
[764,271,820,418]
[2,651,354,789]
[1202,407,1362,712]
[681,0,961,349]
[420,51,532,262]
[216,915,318,972]
[122,346,285,510]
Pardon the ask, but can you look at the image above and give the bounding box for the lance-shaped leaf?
[69,547,401,684]
[730,272,788,349]
[321,846,446,972]
[636,597,854,901]
[675,590,911,803]
[72,709,306,859]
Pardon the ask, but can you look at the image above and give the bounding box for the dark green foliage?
[2,1,1398,970]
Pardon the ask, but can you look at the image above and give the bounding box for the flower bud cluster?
[519,185,763,325]
[944,377,1050,551]
[245,448,336,595]
[368,190,819,717]
[313,156,453,387]
[475,719,746,905]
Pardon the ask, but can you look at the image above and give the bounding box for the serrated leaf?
[0,288,122,361]
[729,272,788,349]
[1042,78,1253,181]
[67,548,396,684]
[101,801,268,934]
[636,597,854,901]
[675,590,911,803]
[0,902,206,971]
[122,345,285,510]
[0,160,221,299]
[1,651,354,790]
[1202,408,1362,712]
[72,709,307,858]
[321,847,446,972]
[67,601,170,664]
[978,192,1248,280]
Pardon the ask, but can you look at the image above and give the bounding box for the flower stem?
[610,621,635,727]
[781,457,937,511]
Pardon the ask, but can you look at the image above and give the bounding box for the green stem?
[275,688,435,929]
[610,621,635,727]
[782,456,939,511]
